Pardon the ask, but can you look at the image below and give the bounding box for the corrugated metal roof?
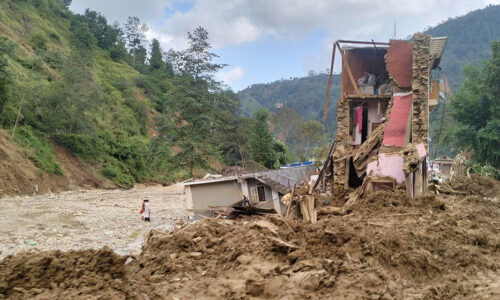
[430,37,448,69]
[182,176,238,186]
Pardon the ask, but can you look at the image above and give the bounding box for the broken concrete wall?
[331,35,434,201]
[332,95,350,199]
[386,40,413,88]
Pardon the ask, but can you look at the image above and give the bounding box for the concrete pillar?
[184,185,194,218]
[240,179,249,198]
[272,189,282,215]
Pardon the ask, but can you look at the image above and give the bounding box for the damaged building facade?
[323,34,447,200]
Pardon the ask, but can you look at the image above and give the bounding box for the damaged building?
[321,34,447,201]
[183,165,315,218]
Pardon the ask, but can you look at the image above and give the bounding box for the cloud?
[70,0,500,87]
[70,0,172,23]
[216,66,245,86]
[71,0,500,51]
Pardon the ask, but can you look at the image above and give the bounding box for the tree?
[149,39,164,71]
[133,45,148,73]
[81,9,122,51]
[300,119,325,158]
[168,26,226,83]
[155,77,218,177]
[250,109,276,168]
[155,27,242,176]
[443,41,500,168]
[123,16,148,69]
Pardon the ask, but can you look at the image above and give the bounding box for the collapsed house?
[183,165,315,218]
[321,34,447,200]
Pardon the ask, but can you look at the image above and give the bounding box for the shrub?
[53,133,104,158]
[30,33,48,52]
[14,125,63,174]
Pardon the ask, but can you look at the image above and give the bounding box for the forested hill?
[0,0,247,190]
[238,73,341,135]
[425,4,500,91]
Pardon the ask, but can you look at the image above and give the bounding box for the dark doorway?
[257,186,266,202]
[361,105,369,143]
[348,157,364,188]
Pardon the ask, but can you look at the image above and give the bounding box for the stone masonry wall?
[411,33,430,148]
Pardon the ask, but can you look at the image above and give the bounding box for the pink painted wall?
[416,143,427,158]
[367,153,406,184]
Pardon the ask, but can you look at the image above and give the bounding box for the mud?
[448,174,499,198]
[1,176,499,299]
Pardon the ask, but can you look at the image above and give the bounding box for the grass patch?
[14,125,63,175]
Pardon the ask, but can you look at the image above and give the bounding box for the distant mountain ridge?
[238,73,341,135]
[425,4,500,91]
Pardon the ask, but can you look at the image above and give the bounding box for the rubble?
[1,175,498,299]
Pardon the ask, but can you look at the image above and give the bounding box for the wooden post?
[323,43,336,123]
[285,184,296,218]
[336,41,361,95]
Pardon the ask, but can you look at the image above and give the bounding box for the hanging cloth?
[353,104,364,133]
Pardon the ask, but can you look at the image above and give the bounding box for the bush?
[54,133,104,158]
[14,125,63,174]
[102,157,135,188]
[30,33,48,52]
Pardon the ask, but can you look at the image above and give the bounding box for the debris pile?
[1,175,499,299]
[0,248,149,299]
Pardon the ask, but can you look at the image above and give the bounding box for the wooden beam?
[313,141,336,191]
[323,43,336,123]
[338,39,390,46]
[336,41,361,95]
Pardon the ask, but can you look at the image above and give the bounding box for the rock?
[124,257,133,265]
[236,254,252,265]
[24,240,37,246]
[188,251,202,258]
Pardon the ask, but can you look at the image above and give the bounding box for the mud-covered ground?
[0,184,187,259]
[0,175,499,299]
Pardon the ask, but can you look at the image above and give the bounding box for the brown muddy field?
[0,175,499,299]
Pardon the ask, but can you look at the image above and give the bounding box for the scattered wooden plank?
[268,236,299,249]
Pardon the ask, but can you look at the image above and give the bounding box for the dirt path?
[0,184,188,259]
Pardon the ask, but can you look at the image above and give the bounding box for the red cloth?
[383,93,413,147]
[353,104,363,133]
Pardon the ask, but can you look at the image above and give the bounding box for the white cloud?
[70,0,172,23]
[216,66,245,86]
[70,0,500,85]
[71,0,500,50]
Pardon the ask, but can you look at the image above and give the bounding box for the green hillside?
[0,0,244,187]
[238,73,341,135]
[425,4,500,91]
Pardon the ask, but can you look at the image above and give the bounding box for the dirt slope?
[0,176,499,299]
[0,130,109,197]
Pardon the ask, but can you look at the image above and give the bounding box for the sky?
[70,0,500,91]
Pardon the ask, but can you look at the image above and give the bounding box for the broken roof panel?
[430,37,448,69]
[386,40,413,87]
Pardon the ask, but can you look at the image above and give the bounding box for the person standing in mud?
[140,199,151,222]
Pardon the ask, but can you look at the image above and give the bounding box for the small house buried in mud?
[320,34,447,200]
[183,165,314,218]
